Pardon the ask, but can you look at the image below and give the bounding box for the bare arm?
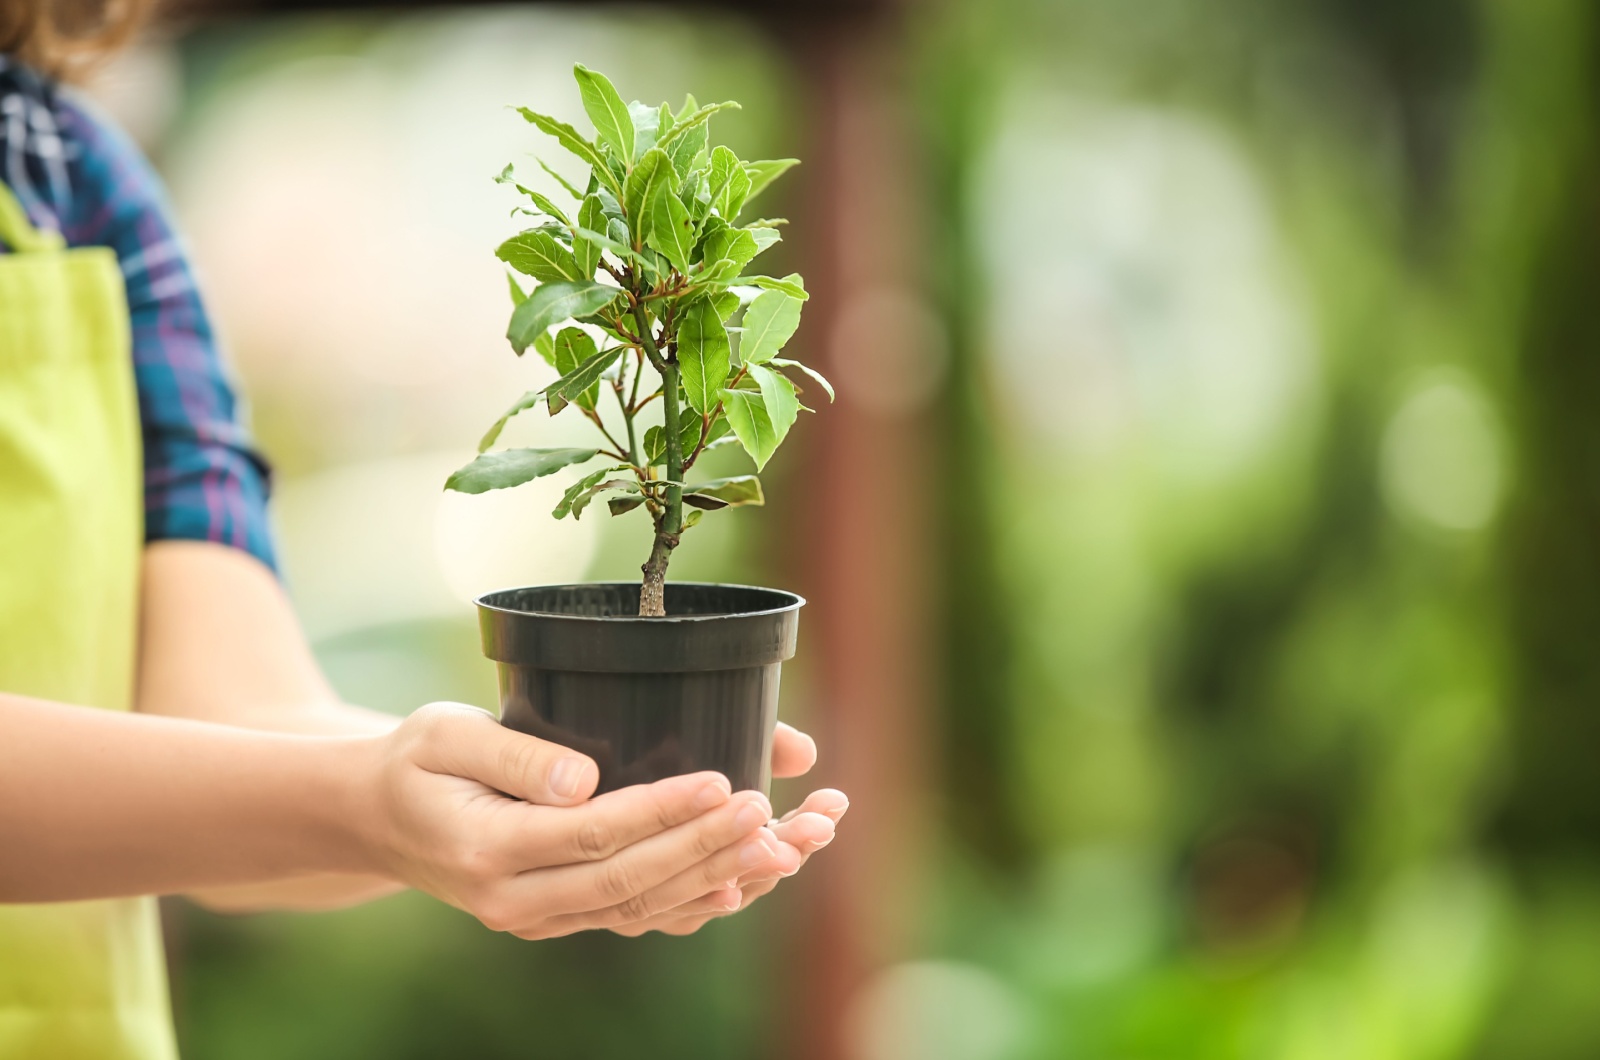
[136,540,402,910]
[0,694,369,899]
[137,541,396,738]
[0,694,785,938]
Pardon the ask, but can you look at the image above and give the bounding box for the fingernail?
[739,837,778,868]
[733,798,770,833]
[694,779,731,812]
[549,757,588,799]
[720,889,743,910]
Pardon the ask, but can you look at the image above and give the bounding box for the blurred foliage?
[918,0,1600,1057]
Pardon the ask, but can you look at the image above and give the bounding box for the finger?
[545,824,784,933]
[419,702,599,806]
[733,805,837,887]
[525,791,774,918]
[625,874,782,936]
[771,811,835,855]
[616,884,744,932]
[776,788,849,825]
[499,771,732,870]
[771,722,817,779]
[734,834,804,886]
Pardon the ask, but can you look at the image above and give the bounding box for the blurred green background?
[79,0,1600,1055]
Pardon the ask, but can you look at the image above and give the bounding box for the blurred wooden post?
[770,9,933,1059]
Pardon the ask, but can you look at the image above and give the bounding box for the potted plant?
[445,64,830,795]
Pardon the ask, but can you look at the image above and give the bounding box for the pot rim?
[473,580,806,624]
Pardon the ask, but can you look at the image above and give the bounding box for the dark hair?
[0,0,155,80]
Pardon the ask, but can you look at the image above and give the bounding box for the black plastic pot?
[476,582,804,795]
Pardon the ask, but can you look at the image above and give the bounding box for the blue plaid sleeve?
[1,71,279,572]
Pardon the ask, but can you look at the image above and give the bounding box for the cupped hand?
[609,721,850,937]
[356,703,787,939]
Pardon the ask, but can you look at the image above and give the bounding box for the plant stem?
[632,300,681,617]
[615,363,641,467]
[659,361,685,538]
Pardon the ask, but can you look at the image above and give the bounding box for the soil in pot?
[476,582,804,795]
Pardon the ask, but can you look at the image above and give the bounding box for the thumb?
[417,702,600,806]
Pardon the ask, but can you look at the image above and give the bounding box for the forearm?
[0,692,375,903]
[190,872,404,914]
[136,541,394,736]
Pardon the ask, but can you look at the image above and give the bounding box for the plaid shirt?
[0,57,277,571]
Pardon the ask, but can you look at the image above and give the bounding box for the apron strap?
[0,179,67,253]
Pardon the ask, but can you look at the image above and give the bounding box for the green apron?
[0,183,179,1057]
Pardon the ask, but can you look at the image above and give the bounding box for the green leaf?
[606,217,634,253]
[507,280,619,354]
[604,154,627,189]
[707,147,740,211]
[533,330,557,366]
[553,468,609,518]
[574,226,639,263]
[552,327,601,410]
[478,390,541,452]
[745,227,781,255]
[623,148,675,237]
[677,301,731,414]
[507,272,528,306]
[552,464,631,518]
[573,64,634,166]
[743,159,799,204]
[683,475,764,510]
[629,100,660,157]
[497,230,580,282]
[537,157,584,199]
[697,258,744,286]
[698,413,733,451]
[712,290,741,321]
[546,343,623,415]
[716,164,752,221]
[657,101,738,154]
[571,478,637,519]
[609,494,646,517]
[575,195,605,278]
[645,414,727,465]
[747,362,799,443]
[702,227,759,274]
[680,171,709,225]
[495,165,571,225]
[770,357,834,402]
[682,508,704,529]
[740,289,802,363]
[720,388,779,470]
[516,107,621,198]
[648,184,695,273]
[730,273,808,301]
[445,447,598,494]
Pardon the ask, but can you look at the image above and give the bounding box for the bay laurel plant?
[445,64,829,617]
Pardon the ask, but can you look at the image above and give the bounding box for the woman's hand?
[608,721,850,937]
[357,703,787,939]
